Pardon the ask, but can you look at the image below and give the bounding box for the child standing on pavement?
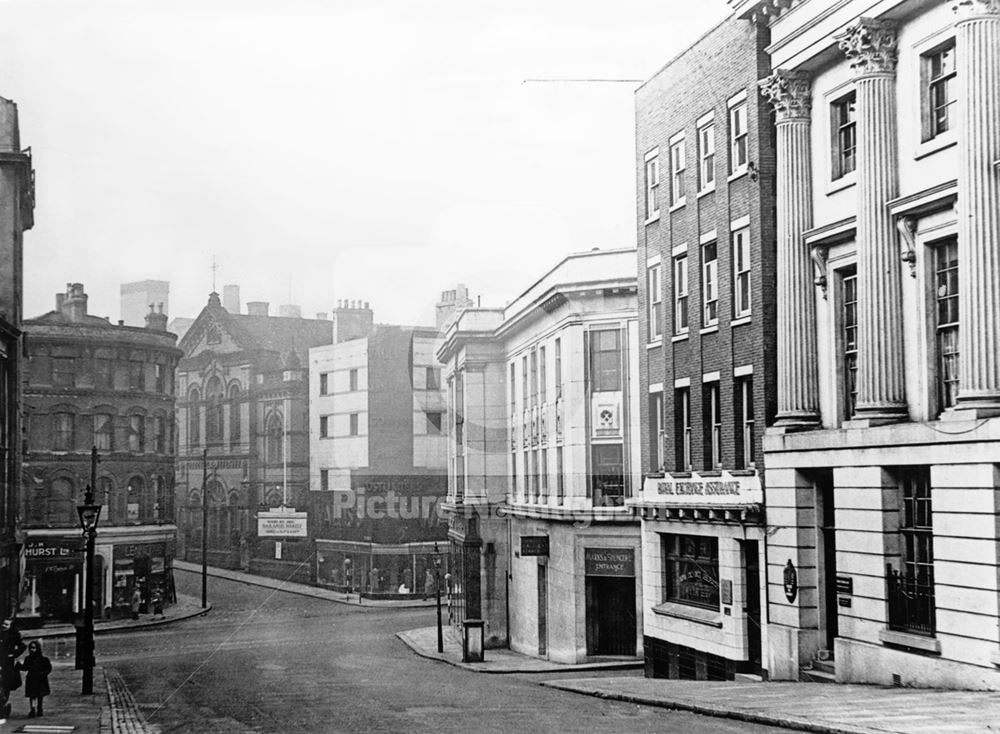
[17,641,51,718]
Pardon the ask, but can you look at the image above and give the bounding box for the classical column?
[837,19,907,422]
[760,71,820,429]
[953,0,1000,415]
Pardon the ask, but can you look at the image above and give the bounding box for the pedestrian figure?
[151,589,164,619]
[423,569,435,601]
[368,566,380,594]
[17,641,51,718]
[130,588,142,620]
[0,618,26,720]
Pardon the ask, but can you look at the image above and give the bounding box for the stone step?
[799,666,836,684]
[733,672,764,683]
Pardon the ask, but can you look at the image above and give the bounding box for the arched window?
[128,413,145,453]
[205,377,224,445]
[48,477,74,525]
[52,413,74,451]
[127,476,144,524]
[188,388,201,448]
[93,413,114,451]
[265,412,284,464]
[154,476,167,522]
[229,384,241,448]
[152,413,166,454]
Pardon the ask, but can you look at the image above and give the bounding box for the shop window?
[831,91,857,179]
[93,413,114,451]
[663,533,719,609]
[591,443,624,506]
[934,239,959,413]
[53,412,74,451]
[589,329,622,392]
[887,467,935,636]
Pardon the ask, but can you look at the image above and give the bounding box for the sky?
[2,0,731,328]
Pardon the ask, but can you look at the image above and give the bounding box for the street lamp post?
[201,448,208,608]
[76,446,102,696]
[434,543,443,653]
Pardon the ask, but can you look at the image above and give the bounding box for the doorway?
[817,469,838,652]
[537,563,547,656]
[585,577,636,656]
[742,540,762,672]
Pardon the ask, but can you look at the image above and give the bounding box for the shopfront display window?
[663,534,719,609]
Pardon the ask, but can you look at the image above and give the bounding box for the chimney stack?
[145,302,168,331]
[436,283,474,330]
[59,283,89,323]
[331,299,374,343]
[222,284,240,314]
[246,301,269,317]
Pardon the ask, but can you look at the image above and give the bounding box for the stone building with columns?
[736,0,1000,689]
[632,12,776,680]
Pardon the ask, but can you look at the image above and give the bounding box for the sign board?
[836,575,854,595]
[520,536,549,557]
[257,509,308,538]
[24,538,81,565]
[721,579,733,606]
[584,548,635,577]
[641,470,763,506]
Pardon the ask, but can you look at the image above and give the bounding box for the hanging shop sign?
[784,559,798,603]
[584,548,635,577]
[258,508,308,538]
[641,470,762,506]
[520,536,549,557]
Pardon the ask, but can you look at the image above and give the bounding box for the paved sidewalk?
[542,676,1000,734]
[23,593,211,640]
[174,559,437,608]
[398,625,643,674]
[0,663,107,734]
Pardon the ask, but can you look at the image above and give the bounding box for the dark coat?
[18,652,51,699]
[0,627,26,691]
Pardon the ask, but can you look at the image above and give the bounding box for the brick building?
[20,284,181,623]
[631,14,776,679]
[736,0,1000,689]
[0,95,33,619]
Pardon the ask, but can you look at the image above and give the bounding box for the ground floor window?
[887,467,935,635]
[663,534,719,609]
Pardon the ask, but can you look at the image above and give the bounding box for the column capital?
[953,0,1000,19]
[836,18,898,77]
[759,71,812,122]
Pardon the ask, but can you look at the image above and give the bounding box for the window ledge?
[827,172,856,196]
[668,198,687,213]
[644,212,661,226]
[878,628,941,654]
[671,333,689,343]
[727,168,748,184]
[914,133,956,161]
[700,325,719,335]
[652,602,723,628]
[731,315,751,327]
[697,184,716,198]
[646,339,663,350]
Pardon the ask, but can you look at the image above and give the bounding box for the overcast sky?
[3,0,730,327]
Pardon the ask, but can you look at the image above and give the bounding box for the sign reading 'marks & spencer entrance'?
[584,548,635,577]
[640,470,762,506]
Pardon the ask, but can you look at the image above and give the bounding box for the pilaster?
[836,19,907,424]
[759,71,820,430]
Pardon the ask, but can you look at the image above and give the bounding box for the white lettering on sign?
[640,471,762,506]
[257,513,308,538]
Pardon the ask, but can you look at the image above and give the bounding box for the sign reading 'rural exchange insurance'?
[641,470,762,506]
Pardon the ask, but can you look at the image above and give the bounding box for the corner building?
[632,13,776,679]
[732,0,1000,689]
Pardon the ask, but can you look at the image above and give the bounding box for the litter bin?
[462,619,485,663]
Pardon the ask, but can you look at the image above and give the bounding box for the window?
[320,415,329,438]
[554,339,562,400]
[205,378,223,445]
[736,376,754,468]
[832,92,857,179]
[349,413,359,436]
[729,99,748,173]
[935,239,959,413]
[321,469,329,492]
[663,534,719,609]
[529,450,537,501]
[522,450,529,502]
[521,356,528,406]
[644,150,660,220]
[320,373,328,395]
[887,468,935,635]
[649,392,664,472]
[556,446,564,504]
[704,382,721,470]
[188,388,201,447]
[674,255,689,334]
[732,228,751,318]
[698,122,715,190]
[591,443,624,506]
[94,358,112,389]
[266,413,284,463]
[128,360,145,391]
[426,411,443,435]
[530,348,538,406]
[509,362,516,414]
[702,241,719,327]
[426,367,440,391]
[589,329,622,392]
[229,385,241,447]
[93,413,114,451]
[841,268,859,420]
[126,477,142,523]
[510,452,518,500]
[53,413,74,451]
[153,415,166,453]
[676,387,691,471]
[540,448,548,501]
[925,43,956,139]
[128,414,145,453]
[647,263,662,342]
[154,363,166,393]
[349,368,359,392]
[669,137,686,206]
[52,357,75,387]
[539,346,547,404]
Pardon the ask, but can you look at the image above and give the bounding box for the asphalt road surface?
[90,568,786,733]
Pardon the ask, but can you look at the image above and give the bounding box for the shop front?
[315,538,447,598]
[19,535,89,625]
[111,540,175,619]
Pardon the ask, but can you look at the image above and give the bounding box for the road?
[92,568,786,733]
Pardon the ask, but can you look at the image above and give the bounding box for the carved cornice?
[759,71,812,122]
[953,0,1000,19]
[836,18,898,77]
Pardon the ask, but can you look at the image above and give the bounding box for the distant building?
[0,94,34,619]
[120,280,169,327]
[21,284,181,624]
[309,299,451,596]
[166,317,194,343]
[221,285,240,315]
[175,294,332,583]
